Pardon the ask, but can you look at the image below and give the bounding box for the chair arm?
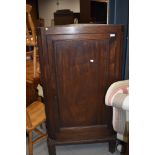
[112,93,129,111]
[105,80,129,108]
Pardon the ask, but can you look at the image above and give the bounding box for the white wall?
[38,0,80,27]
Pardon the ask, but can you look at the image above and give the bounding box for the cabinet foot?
[47,138,56,155]
[109,139,116,153]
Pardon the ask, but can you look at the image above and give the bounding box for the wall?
[38,0,80,27]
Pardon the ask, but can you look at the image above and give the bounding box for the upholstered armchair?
[105,80,129,154]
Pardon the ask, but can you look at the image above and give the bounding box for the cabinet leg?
[109,139,116,153]
[47,137,56,155]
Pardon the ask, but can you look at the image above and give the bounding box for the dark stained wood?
[80,0,91,23]
[80,0,108,23]
[47,138,56,155]
[109,139,116,153]
[37,24,124,154]
[43,24,124,35]
[54,9,74,25]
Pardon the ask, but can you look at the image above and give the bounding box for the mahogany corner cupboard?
[37,24,124,155]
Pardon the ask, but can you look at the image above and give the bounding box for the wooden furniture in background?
[80,0,108,23]
[26,4,41,107]
[26,80,38,107]
[80,0,91,23]
[26,101,48,155]
[54,9,74,25]
[26,4,38,78]
[26,56,40,107]
[26,0,39,27]
[37,18,45,27]
[37,24,124,155]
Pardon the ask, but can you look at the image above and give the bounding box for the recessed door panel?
[53,38,110,128]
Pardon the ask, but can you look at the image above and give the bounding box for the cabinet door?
[38,26,124,143]
[43,34,119,141]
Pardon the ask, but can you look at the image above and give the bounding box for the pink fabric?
[106,84,129,107]
[105,80,129,134]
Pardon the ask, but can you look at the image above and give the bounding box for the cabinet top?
[38,24,124,35]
